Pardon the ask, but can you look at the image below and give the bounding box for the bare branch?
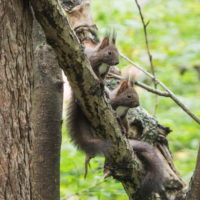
[120,53,200,124]
[134,0,158,115]
[107,72,170,97]
[135,81,170,97]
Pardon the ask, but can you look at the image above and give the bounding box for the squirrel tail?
[129,139,164,199]
[67,94,111,157]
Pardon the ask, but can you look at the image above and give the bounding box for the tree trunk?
[31,10,63,199]
[185,145,200,200]
[0,0,33,199]
[31,41,63,200]
[0,1,63,199]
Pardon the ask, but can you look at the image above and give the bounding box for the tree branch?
[135,81,170,97]
[120,53,200,124]
[108,72,170,97]
[30,0,142,198]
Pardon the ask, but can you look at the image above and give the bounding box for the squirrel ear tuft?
[128,80,134,87]
[112,30,117,44]
[98,36,109,50]
[117,80,129,95]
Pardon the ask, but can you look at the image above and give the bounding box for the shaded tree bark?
[0,0,33,199]
[31,43,63,200]
[185,145,200,200]
[31,12,63,199]
[0,1,63,199]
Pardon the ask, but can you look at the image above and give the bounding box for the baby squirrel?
[67,32,164,198]
[84,32,119,79]
[109,80,139,135]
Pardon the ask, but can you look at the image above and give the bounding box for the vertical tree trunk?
[0,0,33,199]
[31,42,63,200]
[0,1,63,199]
[185,145,200,200]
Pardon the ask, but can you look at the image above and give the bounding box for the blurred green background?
[61,0,200,199]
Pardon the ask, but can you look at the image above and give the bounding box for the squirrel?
[108,80,139,135]
[84,32,119,79]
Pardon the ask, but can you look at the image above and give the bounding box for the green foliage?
[61,0,200,199]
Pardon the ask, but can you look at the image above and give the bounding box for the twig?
[108,72,170,97]
[134,0,158,116]
[135,81,170,97]
[120,53,200,125]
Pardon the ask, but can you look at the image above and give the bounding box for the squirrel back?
[129,139,165,199]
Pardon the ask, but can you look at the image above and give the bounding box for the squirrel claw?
[104,169,112,179]
[84,155,93,179]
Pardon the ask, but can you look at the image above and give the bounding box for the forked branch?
[134,0,158,115]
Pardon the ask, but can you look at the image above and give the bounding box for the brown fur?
[110,80,139,111]
[84,32,119,79]
[129,140,165,199]
[66,81,139,158]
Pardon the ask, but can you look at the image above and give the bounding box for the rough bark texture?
[185,145,200,200]
[31,0,186,200]
[0,0,33,199]
[31,43,63,200]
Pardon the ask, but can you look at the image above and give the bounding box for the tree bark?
[31,43,63,200]
[0,0,33,199]
[31,15,63,200]
[185,145,200,200]
[0,1,63,199]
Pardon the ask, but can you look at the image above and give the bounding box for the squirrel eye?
[108,51,112,55]
[127,95,132,98]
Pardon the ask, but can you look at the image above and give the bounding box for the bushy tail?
[66,95,111,157]
[129,139,164,199]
